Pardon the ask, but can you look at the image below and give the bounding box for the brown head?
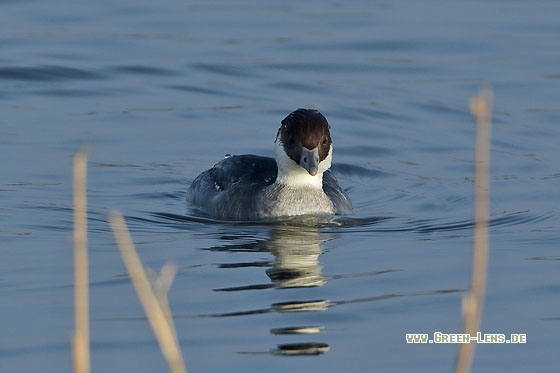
[276,109,332,176]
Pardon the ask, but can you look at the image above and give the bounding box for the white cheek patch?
[274,138,332,188]
[318,145,333,174]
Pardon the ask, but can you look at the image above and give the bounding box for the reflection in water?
[210,224,330,292]
[260,225,331,355]
[209,223,450,357]
[270,326,324,335]
[147,213,462,356]
[203,223,433,356]
[214,223,333,355]
[272,300,331,313]
[273,342,330,356]
[266,225,328,288]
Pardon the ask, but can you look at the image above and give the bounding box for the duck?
[186,108,352,220]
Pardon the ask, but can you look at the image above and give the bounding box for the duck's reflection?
[266,224,327,288]
[211,223,330,292]
[209,222,332,355]
[200,221,459,356]
[265,224,330,355]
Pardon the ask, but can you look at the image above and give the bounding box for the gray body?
[186,155,352,220]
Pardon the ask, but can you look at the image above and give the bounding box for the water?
[1,0,559,371]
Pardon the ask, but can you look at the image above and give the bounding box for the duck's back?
[186,155,276,219]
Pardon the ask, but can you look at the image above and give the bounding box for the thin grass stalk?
[456,89,493,373]
[109,212,187,373]
[73,151,90,373]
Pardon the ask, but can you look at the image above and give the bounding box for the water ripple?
[110,65,179,76]
[0,65,107,82]
[331,162,393,178]
[335,210,551,234]
[191,62,257,78]
[167,84,226,96]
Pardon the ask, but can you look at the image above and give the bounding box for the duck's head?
[274,109,333,186]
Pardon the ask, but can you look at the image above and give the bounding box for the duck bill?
[300,147,320,176]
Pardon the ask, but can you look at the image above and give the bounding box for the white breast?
[259,183,335,217]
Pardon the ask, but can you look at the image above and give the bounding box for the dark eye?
[288,136,295,145]
[322,137,328,146]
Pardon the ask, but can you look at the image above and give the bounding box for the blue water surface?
[1,1,559,372]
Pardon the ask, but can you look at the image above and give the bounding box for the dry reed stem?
[73,151,90,373]
[456,89,493,373]
[109,212,187,373]
[154,264,178,323]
